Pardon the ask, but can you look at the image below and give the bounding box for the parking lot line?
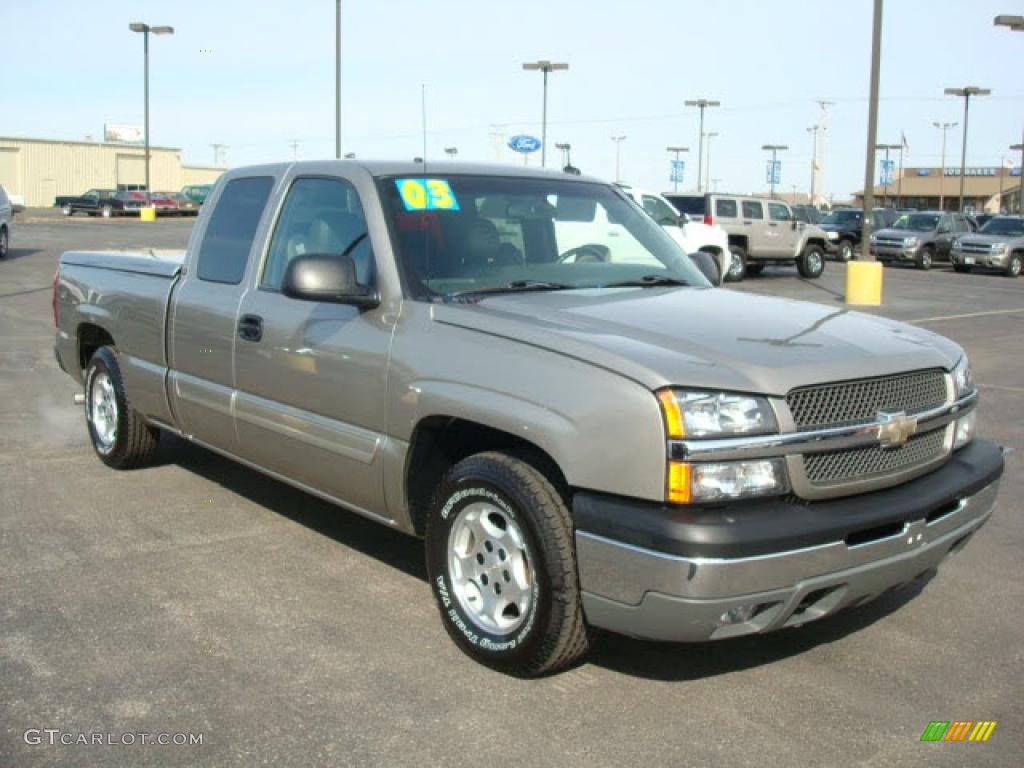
[909,308,1024,324]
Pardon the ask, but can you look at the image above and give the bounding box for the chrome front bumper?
[577,479,999,642]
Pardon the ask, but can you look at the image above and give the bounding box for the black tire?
[953,264,971,273]
[917,246,934,270]
[101,205,113,219]
[725,246,747,282]
[425,451,589,677]
[1006,252,1022,278]
[797,244,826,278]
[0,226,7,259]
[745,263,766,276]
[62,204,73,217]
[837,239,854,262]
[84,347,159,469]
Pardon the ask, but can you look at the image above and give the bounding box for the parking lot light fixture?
[522,60,569,168]
[932,121,957,210]
[994,14,1024,30]
[611,135,627,182]
[944,86,991,212]
[129,22,174,205]
[761,144,788,199]
[685,99,720,192]
[666,146,689,192]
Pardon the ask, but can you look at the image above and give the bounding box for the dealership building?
[854,165,1022,213]
[0,136,224,207]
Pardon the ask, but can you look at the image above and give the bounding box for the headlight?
[869,234,878,245]
[827,231,838,239]
[953,410,976,450]
[991,243,1008,255]
[903,236,920,247]
[667,458,789,503]
[657,389,777,438]
[952,240,963,252]
[952,357,974,398]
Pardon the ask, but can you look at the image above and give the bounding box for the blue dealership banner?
[879,159,895,185]
[670,160,685,183]
[766,160,781,185]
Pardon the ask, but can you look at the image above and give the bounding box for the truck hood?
[432,287,962,394]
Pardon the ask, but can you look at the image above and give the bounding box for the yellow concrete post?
[845,261,883,305]
[139,207,157,222]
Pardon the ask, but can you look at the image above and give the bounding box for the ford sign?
[508,135,542,154]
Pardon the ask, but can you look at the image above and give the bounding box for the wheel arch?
[78,322,115,370]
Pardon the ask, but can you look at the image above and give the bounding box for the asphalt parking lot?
[2,213,1021,767]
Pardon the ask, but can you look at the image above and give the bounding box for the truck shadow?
[156,434,934,683]
[157,434,427,582]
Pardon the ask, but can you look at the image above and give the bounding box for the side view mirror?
[690,250,723,287]
[282,253,379,307]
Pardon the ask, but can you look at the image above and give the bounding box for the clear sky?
[3,0,1022,200]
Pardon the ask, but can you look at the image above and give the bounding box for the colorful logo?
[920,721,997,742]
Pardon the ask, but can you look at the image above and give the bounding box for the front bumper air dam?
[573,439,1003,642]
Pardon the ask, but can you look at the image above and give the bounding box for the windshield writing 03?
[379,175,709,300]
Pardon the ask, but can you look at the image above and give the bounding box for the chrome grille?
[875,237,907,248]
[959,242,995,254]
[804,428,948,486]
[787,370,948,431]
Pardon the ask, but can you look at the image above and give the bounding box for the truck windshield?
[979,217,1024,237]
[380,175,709,300]
[821,210,862,226]
[892,214,940,231]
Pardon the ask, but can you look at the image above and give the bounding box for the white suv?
[617,185,732,281]
[0,185,12,259]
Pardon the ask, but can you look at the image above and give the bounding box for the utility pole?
[1012,135,1024,212]
[666,146,688,192]
[762,144,788,199]
[210,143,226,166]
[932,121,957,210]
[815,99,834,200]
[611,135,627,182]
[944,86,991,212]
[703,132,718,192]
[685,98,720,192]
[288,139,301,161]
[807,124,820,205]
[444,146,458,160]
[335,0,342,158]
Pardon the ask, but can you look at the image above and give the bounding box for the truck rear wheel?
[798,245,826,278]
[425,451,589,676]
[84,347,159,469]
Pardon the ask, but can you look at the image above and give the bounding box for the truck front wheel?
[726,246,747,282]
[425,452,589,676]
[84,347,159,468]
[798,245,826,278]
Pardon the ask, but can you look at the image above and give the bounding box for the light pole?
[336,0,342,158]
[666,146,688,193]
[611,135,627,182]
[444,146,458,160]
[685,98,720,192]
[944,86,991,212]
[129,22,174,204]
[1011,138,1024,212]
[807,124,820,205]
[703,132,718,192]
[761,144,788,199]
[876,143,900,207]
[522,60,569,168]
[932,121,957,210]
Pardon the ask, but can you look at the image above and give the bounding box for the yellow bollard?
[845,260,883,305]
[139,206,157,222]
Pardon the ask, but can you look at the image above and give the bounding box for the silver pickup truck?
[54,161,1003,676]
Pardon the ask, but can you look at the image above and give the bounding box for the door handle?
[237,314,264,342]
[768,222,778,227]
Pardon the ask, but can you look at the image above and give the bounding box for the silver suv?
[869,211,973,270]
[950,215,1024,278]
[0,184,11,259]
[688,194,829,280]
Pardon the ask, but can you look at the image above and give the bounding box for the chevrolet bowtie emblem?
[876,411,918,448]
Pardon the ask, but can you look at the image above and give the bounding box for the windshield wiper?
[444,279,576,302]
[597,275,691,288]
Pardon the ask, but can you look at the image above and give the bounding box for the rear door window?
[715,199,738,218]
[742,201,764,220]
[196,177,274,285]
